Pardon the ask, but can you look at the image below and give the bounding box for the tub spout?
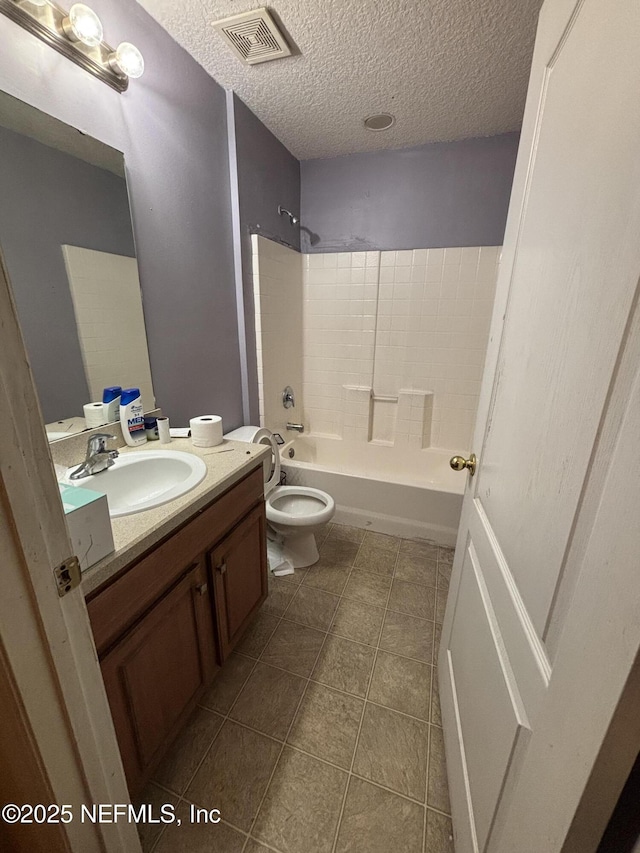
[286,422,305,433]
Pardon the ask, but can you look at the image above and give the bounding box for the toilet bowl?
[266,485,335,568]
[225,426,335,568]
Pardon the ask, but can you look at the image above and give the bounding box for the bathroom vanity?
[81,441,269,797]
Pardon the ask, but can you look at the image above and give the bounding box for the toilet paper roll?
[83,401,106,429]
[190,415,223,447]
[157,417,171,444]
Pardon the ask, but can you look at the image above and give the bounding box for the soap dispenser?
[120,388,147,446]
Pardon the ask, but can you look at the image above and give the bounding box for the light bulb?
[111,41,144,78]
[64,3,103,47]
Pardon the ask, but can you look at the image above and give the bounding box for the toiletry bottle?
[102,386,122,424]
[144,416,159,441]
[120,388,147,447]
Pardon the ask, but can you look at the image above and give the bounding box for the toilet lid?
[224,425,281,495]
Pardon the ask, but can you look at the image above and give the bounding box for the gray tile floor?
[140,524,455,853]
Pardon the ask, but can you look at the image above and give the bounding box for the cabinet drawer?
[88,464,263,655]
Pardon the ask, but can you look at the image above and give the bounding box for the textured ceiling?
[138,0,543,160]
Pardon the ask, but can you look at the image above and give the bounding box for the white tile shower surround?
[252,235,304,436]
[303,247,499,451]
[62,245,155,412]
[252,239,499,452]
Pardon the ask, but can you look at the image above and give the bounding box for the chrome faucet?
[286,422,304,433]
[69,433,119,480]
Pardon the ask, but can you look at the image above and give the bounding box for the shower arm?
[277,205,299,226]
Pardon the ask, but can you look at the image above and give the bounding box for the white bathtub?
[280,435,464,546]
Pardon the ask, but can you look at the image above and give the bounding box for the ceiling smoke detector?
[364,114,395,131]
[212,8,292,66]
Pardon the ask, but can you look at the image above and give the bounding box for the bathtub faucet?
[286,422,305,433]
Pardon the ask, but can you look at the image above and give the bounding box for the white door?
[439,1,640,851]
[0,254,141,849]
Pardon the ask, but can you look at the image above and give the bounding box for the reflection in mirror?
[0,90,155,441]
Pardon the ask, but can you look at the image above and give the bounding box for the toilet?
[225,426,335,568]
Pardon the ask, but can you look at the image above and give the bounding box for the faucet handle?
[87,433,117,454]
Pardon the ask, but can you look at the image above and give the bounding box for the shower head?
[299,225,320,247]
[278,205,299,226]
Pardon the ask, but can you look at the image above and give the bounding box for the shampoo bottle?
[102,385,122,424]
[120,388,147,447]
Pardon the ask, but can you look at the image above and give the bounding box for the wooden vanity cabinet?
[210,503,268,660]
[86,465,267,797]
[99,559,214,789]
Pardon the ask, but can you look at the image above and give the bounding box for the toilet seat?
[224,425,280,495]
[266,486,335,528]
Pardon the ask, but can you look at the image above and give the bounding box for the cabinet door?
[210,503,268,661]
[100,562,215,796]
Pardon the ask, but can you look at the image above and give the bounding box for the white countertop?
[80,438,269,596]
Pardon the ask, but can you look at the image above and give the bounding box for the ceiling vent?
[212,8,292,66]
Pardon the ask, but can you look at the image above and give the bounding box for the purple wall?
[231,94,300,423]
[0,0,242,429]
[300,133,520,252]
[233,95,301,255]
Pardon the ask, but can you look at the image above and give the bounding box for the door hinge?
[53,556,81,597]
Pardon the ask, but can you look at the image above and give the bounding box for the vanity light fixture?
[0,0,144,92]
[110,41,144,79]
[62,3,103,47]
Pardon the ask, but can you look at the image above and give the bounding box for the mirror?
[0,90,155,441]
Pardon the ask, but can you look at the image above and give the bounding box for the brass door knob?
[450,453,477,476]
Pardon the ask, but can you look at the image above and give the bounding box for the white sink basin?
[65,450,207,517]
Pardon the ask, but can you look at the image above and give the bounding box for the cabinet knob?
[196,583,208,596]
[217,562,227,575]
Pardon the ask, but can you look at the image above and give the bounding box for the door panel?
[468,504,549,718]
[440,1,640,852]
[448,542,528,850]
[476,0,640,636]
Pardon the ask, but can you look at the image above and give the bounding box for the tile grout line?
[192,698,449,813]
[423,721,432,853]
[180,609,288,853]
[254,526,363,853]
[147,526,452,853]
[214,656,437,728]
[231,604,295,853]
[148,587,294,852]
[175,743,454,822]
[265,529,453,851]
[239,525,358,852]
[147,645,265,853]
[276,610,438,666]
[239,606,341,853]
[329,537,400,853]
